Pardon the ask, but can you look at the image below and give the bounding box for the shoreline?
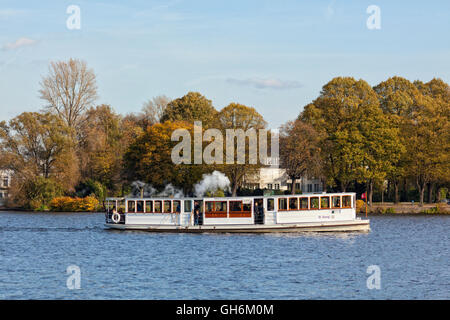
[357,212,450,216]
[0,208,100,214]
[1,208,449,216]
[358,202,450,215]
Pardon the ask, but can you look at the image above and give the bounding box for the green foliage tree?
[13,176,63,210]
[75,178,106,201]
[373,76,423,203]
[160,92,218,128]
[404,95,449,205]
[413,78,450,203]
[300,77,403,204]
[374,77,450,205]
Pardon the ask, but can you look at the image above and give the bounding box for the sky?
[0,0,449,128]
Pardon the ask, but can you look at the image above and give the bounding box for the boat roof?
[106,192,356,201]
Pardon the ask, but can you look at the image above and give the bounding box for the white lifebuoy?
[112,212,121,223]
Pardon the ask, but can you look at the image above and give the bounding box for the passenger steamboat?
[105,193,370,233]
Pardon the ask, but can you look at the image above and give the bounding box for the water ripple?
[0,212,448,299]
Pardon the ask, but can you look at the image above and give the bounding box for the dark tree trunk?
[321,177,327,193]
[232,183,238,197]
[417,179,426,206]
[427,182,434,203]
[386,180,391,202]
[291,178,296,195]
[340,181,346,193]
[419,187,425,206]
[394,181,400,204]
[402,178,408,202]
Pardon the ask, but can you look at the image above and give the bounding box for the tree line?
[0,58,448,209]
[0,59,267,209]
[283,76,449,205]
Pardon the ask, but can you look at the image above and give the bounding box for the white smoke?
[129,181,183,198]
[158,184,184,198]
[194,171,230,197]
[128,171,230,198]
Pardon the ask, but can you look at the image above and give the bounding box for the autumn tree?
[123,121,208,194]
[141,95,171,125]
[407,93,449,205]
[0,112,73,178]
[373,76,422,203]
[217,103,267,196]
[160,92,218,128]
[300,77,403,204]
[413,78,450,203]
[39,58,98,131]
[280,120,321,194]
[78,105,123,191]
[374,77,450,205]
[0,112,79,207]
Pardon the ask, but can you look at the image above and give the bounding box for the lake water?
[0,211,448,299]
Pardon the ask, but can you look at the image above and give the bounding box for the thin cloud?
[2,37,38,50]
[0,9,26,19]
[325,1,335,19]
[227,78,303,90]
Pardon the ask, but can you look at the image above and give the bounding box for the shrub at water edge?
[49,196,99,212]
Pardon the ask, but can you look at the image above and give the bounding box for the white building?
[0,170,11,206]
[243,158,323,193]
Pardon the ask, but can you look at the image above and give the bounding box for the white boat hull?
[105,219,370,233]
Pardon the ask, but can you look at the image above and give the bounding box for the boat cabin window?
[173,200,181,213]
[205,201,227,218]
[184,200,192,213]
[117,200,125,214]
[229,200,251,217]
[164,200,172,213]
[206,201,214,213]
[310,197,319,209]
[289,198,298,210]
[321,197,330,209]
[299,197,308,210]
[332,196,341,208]
[229,201,242,212]
[136,200,144,213]
[342,196,352,208]
[154,200,162,213]
[127,201,136,213]
[278,198,288,211]
[215,201,227,213]
[267,198,274,211]
[204,201,227,213]
[145,200,153,213]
